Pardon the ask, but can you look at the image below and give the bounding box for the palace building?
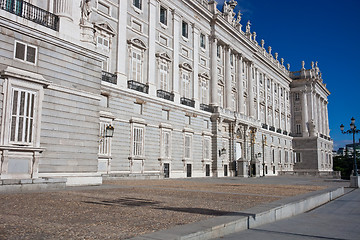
[0,0,334,186]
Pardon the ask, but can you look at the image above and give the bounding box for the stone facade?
[0,0,333,185]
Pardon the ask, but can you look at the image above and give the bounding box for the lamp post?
[340,117,359,177]
[262,134,267,177]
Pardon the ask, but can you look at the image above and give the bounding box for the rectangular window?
[279,150,282,163]
[204,120,209,129]
[230,53,234,66]
[134,102,143,114]
[162,109,170,120]
[10,88,36,144]
[133,0,142,9]
[200,33,206,49]
[97,36,109,51]
[162,130,171,158]
[295,93,300,101]
[200,79,209,104]
[159,61,169,91]
[203,137,210,160]
[14,41,37,65]
[99,122,112,156]
[184,134,192,159]
[98,1,110,15]
[217,45,221,58]
[182,71,191,98]
[296,124,301,134]
[133,126,144,157]
[160,6,167,25]
[131,49,142,82]
[218,85,224,108]
[185,115,191,125]
[182,21,188,38]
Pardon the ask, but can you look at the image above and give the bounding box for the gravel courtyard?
[0,177,342,240]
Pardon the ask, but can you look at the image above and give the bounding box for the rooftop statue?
[80,0,92,23]
[246,20,251,33]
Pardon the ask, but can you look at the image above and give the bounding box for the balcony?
[269,126,275,132]
[283,130,288,135]
[276,128,282,133]
[180,97,195,108]
[157,90,174,101]
[128,80,149,94]
[200,104,212,113]
[102,71,117,84]
[1,0,59,31]
[262,123,268,129]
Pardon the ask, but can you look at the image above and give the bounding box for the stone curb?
[128,187,344,240]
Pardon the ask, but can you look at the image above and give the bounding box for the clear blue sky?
[216,0,360,150]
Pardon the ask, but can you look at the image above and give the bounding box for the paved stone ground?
[0,176,348,240]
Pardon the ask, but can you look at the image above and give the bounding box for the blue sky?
[216,0,360,150]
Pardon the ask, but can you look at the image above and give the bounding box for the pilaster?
[172,11,181,103]
[210,37,218,106]
[116,0,128,87]
[147,0,157,96]
[301,90,309,136]
[256,69,260,120]
[248,62,255,117]
[237,55,244,114]
[225,46,232,110]
[193,25,200,108]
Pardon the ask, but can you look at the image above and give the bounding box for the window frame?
[182,21,189,39]
[184,133,192,160]
[99,119,112,157]
[159,5,168,26]
[200,33,206,49]
[203,136,211,160]
[14,40,37,65]
[131,124,145,158]
[161,129,172,159]
[133,0,142,10]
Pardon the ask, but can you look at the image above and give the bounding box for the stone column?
[237,55,244,114]
[248,62,255,117]
[278,85,282,129]
[147,0,157,96]
[210,37,218,106]
[284,89,288,131]
[301,91,309,136]
[325,101,330,136]
[172,11,181,103]
[321,98,326,135]
[116,0,128,87]
[317,96,322,135]
[193,25,200,108]
[225,46,232,110]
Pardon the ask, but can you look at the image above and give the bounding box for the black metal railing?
[262,123,268,129]
[102,71,117,84]
[276,128,282,133]
[200,103,212,113]
[157,89,174,101]
[127,80,149,94]
[269,126,275,131]
[283,130,288,135]
[1,0,59,31]
[180,97,195,108]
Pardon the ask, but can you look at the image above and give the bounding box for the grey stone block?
[2,179,21,185]
[20,179,33,184]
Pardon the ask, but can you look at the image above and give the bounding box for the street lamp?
[262,135,267,177]
[340,118,359,176]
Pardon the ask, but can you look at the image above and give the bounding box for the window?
[203,137,211,160]
[295,152,301,163]
[203,120,209,129]
[285,151,289,163]
[14,41,37,65]
[231,92,237,111]
[160,6,167,25]
[279,150,282,163]
[99,121,112,156]
[218,85,224,108]
[184,134,192,159]
[98,1,110,15]
[200,33,206,49]
[131,48,142,82]
[230,53,234,67]
[162,109,169,120]
[217,45,221,58]
[134,103,142,114]
[133,0,142,10]
[161,130,171,159]
[199,77,209,104]
[132,126,144,157]
[182,21,188,38]
[10,88,36,144]
[296,124,301,134]
[182,71,191,98]
[185,115,191,125]
[159,60,169,91]
[97,36,110,51]
[295,93,300,101]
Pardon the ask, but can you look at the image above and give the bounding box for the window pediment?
[198,72,210,79]
[94,22,116,36]
[179,62,192,72]
[127,38,147,50]
[156,52,171,62]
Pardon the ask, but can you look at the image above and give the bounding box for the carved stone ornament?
[155,52,172,62]
[127,38,147,50]
[80,0,92,24]
[198,72,210,79]
[179,62,193,72]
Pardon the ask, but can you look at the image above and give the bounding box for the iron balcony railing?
[102,71,117,84]
[262,123,268,129]
[283,130,288,135]
[269,126,275,132]
[200,103,212,113]
[127,80,149,94]
[157,89,174,101]
[1,0,59,31]
[276,128,282,133]
[180,97,195,108]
